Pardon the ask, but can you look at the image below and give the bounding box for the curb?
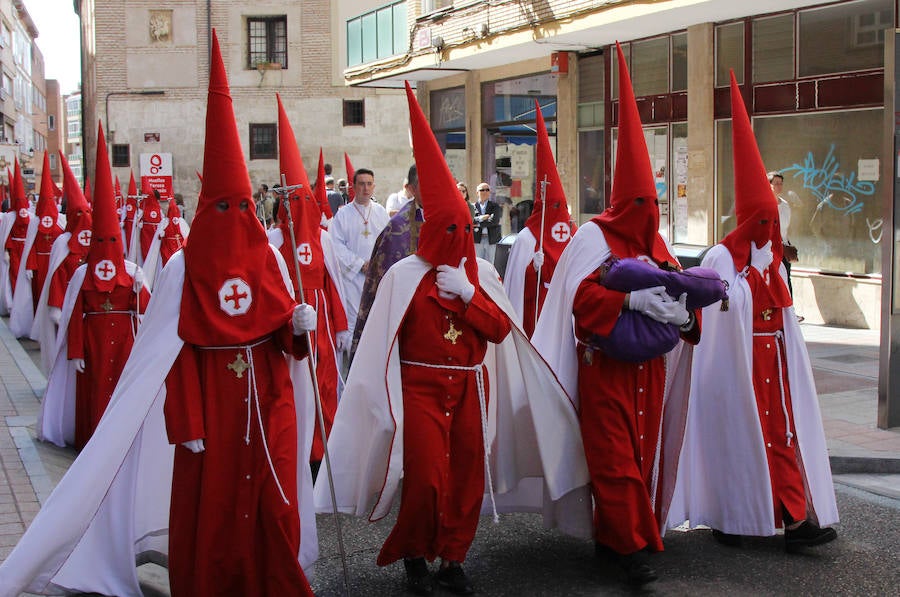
[830,455,900,475]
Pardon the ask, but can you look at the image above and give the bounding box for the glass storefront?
[482,73,557,233]
[430,86,467,183]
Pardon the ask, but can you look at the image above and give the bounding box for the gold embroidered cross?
[761,308,773,321]
[361,228,371,238]
[100,298,114,312]
[227,353,250,378]
[444,321,463,345]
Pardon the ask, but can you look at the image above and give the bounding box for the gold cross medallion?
[100,298,114,312]
[443,321,463,345]
[761,308,773,321]
[362,228,371,238]
[227,352,250,378]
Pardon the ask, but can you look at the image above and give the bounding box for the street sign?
[139,152,173,200]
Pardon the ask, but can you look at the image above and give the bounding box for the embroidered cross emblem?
[224,285,248,309]
[78,230,92,246]
[94,260,116,281]
[362,228,371,238]
[41,216,53,228]
[101,298,113,312]
[761,308,773,321]
[444,321,463,345]
[297,243,312,265]
[552,222,571,242]
[227,353,250,378]
[218,278,252,316]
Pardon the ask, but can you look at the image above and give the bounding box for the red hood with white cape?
[666,244,838,534]
[141,215,190,290]
[3,247,320,597]
[313,254,592,537]
[9,213,66,338]
[30,233,76,373]
[531,221,695,533]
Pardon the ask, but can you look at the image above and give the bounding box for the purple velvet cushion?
[589,311,680,363]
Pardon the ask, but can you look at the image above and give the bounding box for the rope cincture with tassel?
[274,173,352,597]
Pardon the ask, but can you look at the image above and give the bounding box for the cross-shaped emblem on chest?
[444,321,463,345]
[223,284,248,310]
[552,223,569,241]
[101,298,113,312]
[227,352,250,378]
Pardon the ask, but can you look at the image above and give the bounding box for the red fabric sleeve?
[325,273,348,332]
[573,271,627,337]
[275,319,311,360]
[680,308,702,345]
[25,246,36,271]
[48,267,67,309]
[459,287,511,344]
[66,293,85,360]
[164,344,205,445]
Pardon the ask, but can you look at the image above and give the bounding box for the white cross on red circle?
[551,221,571,242]
[218,277,252,316]
[78,230,92,246]
[94,259,116,281]
[41,216,53,228]
[18,208,28,218]
[297,243,312,265]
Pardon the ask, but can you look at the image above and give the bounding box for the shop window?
[578,53,605,219]
[249,123,277,159]
[716,22,744,86]
[753,14,794,83]
[632,37,669,97]
[670,122,689,244]
[112,144,130,167]
[247,16,287,69]
[431,87,467,182]
[671,33,688,92]
[611,44,629,101]
[343,99,365,127]
[799,0,891,77]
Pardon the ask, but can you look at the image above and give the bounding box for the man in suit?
[472,183,502,265]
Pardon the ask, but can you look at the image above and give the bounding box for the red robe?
[26,225,63,309]
[140,209,162,261]
[521,263,550,338]
[5,234,26,292]
[66,283,150,449]
[377,272,510,565]
[48,252,88,309]
[573,268,700,555]
[164,324,314,597]
[159,224,185,265]
[747,269,807,524]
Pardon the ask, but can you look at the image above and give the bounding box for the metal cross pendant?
[100,298,114,312]
[761,308,773,321]
[361,227,371,238]
[227,352,250,378]
[444,320,463,345]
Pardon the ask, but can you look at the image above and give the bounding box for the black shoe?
[785,521,837,553]
[435,562,475,595]
[712,529,743,547]
[403,558,433,595]
[616,551,658,586]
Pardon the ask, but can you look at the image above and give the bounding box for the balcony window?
[347,2,408,67]
[798,0,891,77]
[716,22,744,86]
[247,16,287,69]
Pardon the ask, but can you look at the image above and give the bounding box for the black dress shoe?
[785,521,837,553]
[403,557,433,595]
[616,551,658,586]
[435,562,475,595]
[712,529,743,547]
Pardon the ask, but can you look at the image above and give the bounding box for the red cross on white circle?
[297,243,312,265]
[551,221,571,242]
[150,211,157,218]
[116,207,123,216]
[171,217,180,225]
[126,204,134,212]
[78,230,92,246]
[218,277,252,316]
[18,208,27,218]
[41,216,53,228]
[94,259,116,281]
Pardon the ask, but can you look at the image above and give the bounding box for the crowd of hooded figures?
[0,35,837,597]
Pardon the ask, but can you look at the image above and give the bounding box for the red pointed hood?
[275,93,327,290]
[344,152,356,201]
[123,171,137,221]
[36,152,60,234]
[406,81,478,286]
[141,182,162,225]
[83,176,92,206]
[593,43,674,265]
[525,100,576,281]
[60,151,93,254]
[84,122,131,292]
[178,29,295,346]
[10,159,30,236]
[114,175,124,219]
[314,148,332,219]
[721,71,791,306]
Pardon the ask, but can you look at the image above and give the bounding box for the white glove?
[628,285,678,324]
[436,257,475,303]
[335,330,351,353]
[532,251,544,270]
[133,271,144,293]
[660,292,691,327]
[48,307,62,325]
[181,439,205,453]
[24,269,33,281]
[750,240,773,274]
[73,358,85,373]
[292,303,317,334]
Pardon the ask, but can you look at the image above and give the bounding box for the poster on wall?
[139,152,174,201]
[510,145,532,178]
[444,149,467,184]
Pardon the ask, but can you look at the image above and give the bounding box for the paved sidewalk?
[0,318,897,580]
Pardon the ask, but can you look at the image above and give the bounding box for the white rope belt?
[199,337,290,505]
[84,310,136,315]
[753,330,794,447]
[400,359,499,523]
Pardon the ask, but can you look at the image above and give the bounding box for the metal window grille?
[111,144,130,167]
[249,123,277,159]
[343,99,365,127]
[247,16,288,69]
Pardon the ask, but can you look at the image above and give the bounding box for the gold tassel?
[720,297,729,311]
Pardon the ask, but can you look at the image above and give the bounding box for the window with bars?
[247,16,288,69]
[112,144,130,167]
[249,123,277,159]
[343,99,365,127]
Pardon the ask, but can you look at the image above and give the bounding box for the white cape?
[29,233,74,374]
[667,244,838,535]
[531,221,695,533]
[6,248,318,596]
[0,211,18,315]
[141,217,190,290]
[501,226,536,329]
[314,255,592,538]
[9,214,66,337]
